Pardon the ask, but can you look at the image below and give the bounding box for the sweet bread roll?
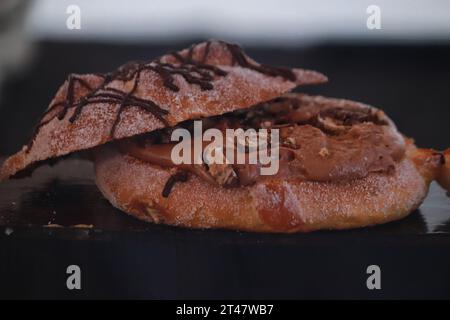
[92,94,443,232]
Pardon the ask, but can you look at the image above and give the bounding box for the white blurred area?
[0,0,450,89]
[25,0,450,45]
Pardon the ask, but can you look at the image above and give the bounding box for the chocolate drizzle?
[318,107,387,126]
[224,42,296,81]
[162,170,189,197]
[26,69,170,151]
[151,60,223,91]
[26,41,298,153]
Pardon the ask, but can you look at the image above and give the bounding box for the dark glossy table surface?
[0,41,449,299]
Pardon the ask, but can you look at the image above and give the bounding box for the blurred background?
[0,0,449,153]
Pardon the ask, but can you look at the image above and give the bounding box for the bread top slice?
[0,40,326,180]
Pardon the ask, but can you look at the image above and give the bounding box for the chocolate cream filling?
[116,96,406,190]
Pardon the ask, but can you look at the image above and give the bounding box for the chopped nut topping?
[283,137,298,149]
[316,114,347,133]
[319,147,330,157]
[261,121,272,128]
[208,163,239,187]
[146,206,162,223]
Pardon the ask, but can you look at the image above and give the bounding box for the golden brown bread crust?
[437,148,450,193]
[0,41,326,181]
[93,141,437,233]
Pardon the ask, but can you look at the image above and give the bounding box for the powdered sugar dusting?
[279,158,427,230]
[0,43,325,180]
